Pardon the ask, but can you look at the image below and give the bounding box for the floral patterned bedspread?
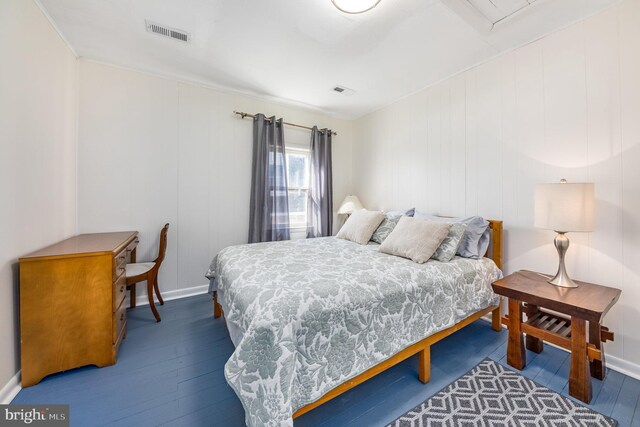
[205,237,502,427]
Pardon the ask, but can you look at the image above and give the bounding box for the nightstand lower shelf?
[501,306,613,366]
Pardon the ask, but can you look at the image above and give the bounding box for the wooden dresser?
[19,231,138,387]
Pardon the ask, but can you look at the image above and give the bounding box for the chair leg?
[154,275,164,305]
[129,283,137,309]
[147,274,161,322]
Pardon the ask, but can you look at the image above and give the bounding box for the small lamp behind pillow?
[338,195,364,216]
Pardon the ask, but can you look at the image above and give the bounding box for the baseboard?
[479,316,640,381]
[133,284,209,307]
[605,354,640,381]
[0,371,21,404]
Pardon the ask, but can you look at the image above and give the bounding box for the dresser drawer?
[113,300,126,344]
[113,274,126,311]
[113,251,127,280]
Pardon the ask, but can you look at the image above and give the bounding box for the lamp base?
[548,232,578,288]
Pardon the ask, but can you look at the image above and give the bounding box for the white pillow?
[379,217,452,264]
[337,209,385,245]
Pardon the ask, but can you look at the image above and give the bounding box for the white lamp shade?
[534,182,595,232]
[337,195,364,214]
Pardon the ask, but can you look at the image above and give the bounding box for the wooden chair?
[126,223,169,322]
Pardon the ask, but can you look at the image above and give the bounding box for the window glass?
[286,149,310,228]
[287,153,308,189]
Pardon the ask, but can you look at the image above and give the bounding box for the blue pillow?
[477,228,491,259]
[413,213,490,259]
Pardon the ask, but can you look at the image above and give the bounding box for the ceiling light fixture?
[331,0,382,14]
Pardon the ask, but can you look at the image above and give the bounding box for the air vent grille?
[146,20,191,43]
[332,85,356,96]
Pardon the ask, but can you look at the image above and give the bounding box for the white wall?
[353,0,640,373]
[77,61,353,298]
[0,0,78,397]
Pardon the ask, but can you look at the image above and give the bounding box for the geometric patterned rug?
[386,358,617,427]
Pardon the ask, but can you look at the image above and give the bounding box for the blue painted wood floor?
[13,294,640,426]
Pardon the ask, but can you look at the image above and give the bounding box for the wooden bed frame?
[212,219,504,419]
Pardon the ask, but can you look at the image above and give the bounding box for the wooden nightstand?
[491,270,621,404]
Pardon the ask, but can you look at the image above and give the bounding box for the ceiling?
[39,0,620,119]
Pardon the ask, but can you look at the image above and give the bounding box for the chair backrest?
[154,223,170,266]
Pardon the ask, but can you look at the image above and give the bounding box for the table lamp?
[337,195,363,216]
[534,179,595,288]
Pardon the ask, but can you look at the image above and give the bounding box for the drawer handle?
[120,313,125,321]
[119,286,124,293]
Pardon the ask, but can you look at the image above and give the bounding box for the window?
[286,148,310,229]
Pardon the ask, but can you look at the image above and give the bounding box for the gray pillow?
[371,215,401,244]
[386,208,415,217]
[431,222,468,262]
[370,209,415,244]
[414,213,490,259]
[380,217,452,264]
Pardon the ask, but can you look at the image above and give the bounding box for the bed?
[206,220,503,427]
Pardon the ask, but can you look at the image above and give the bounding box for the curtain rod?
[233,111,337,136]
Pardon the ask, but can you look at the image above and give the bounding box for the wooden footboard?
[292,301,503,418]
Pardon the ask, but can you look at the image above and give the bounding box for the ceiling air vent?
[145,20,191,43]
[332,85,356,96]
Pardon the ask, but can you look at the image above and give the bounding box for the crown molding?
[32,0,78,58]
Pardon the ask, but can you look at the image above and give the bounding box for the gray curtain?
[307,126,333,238]
[248,114,290,243]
